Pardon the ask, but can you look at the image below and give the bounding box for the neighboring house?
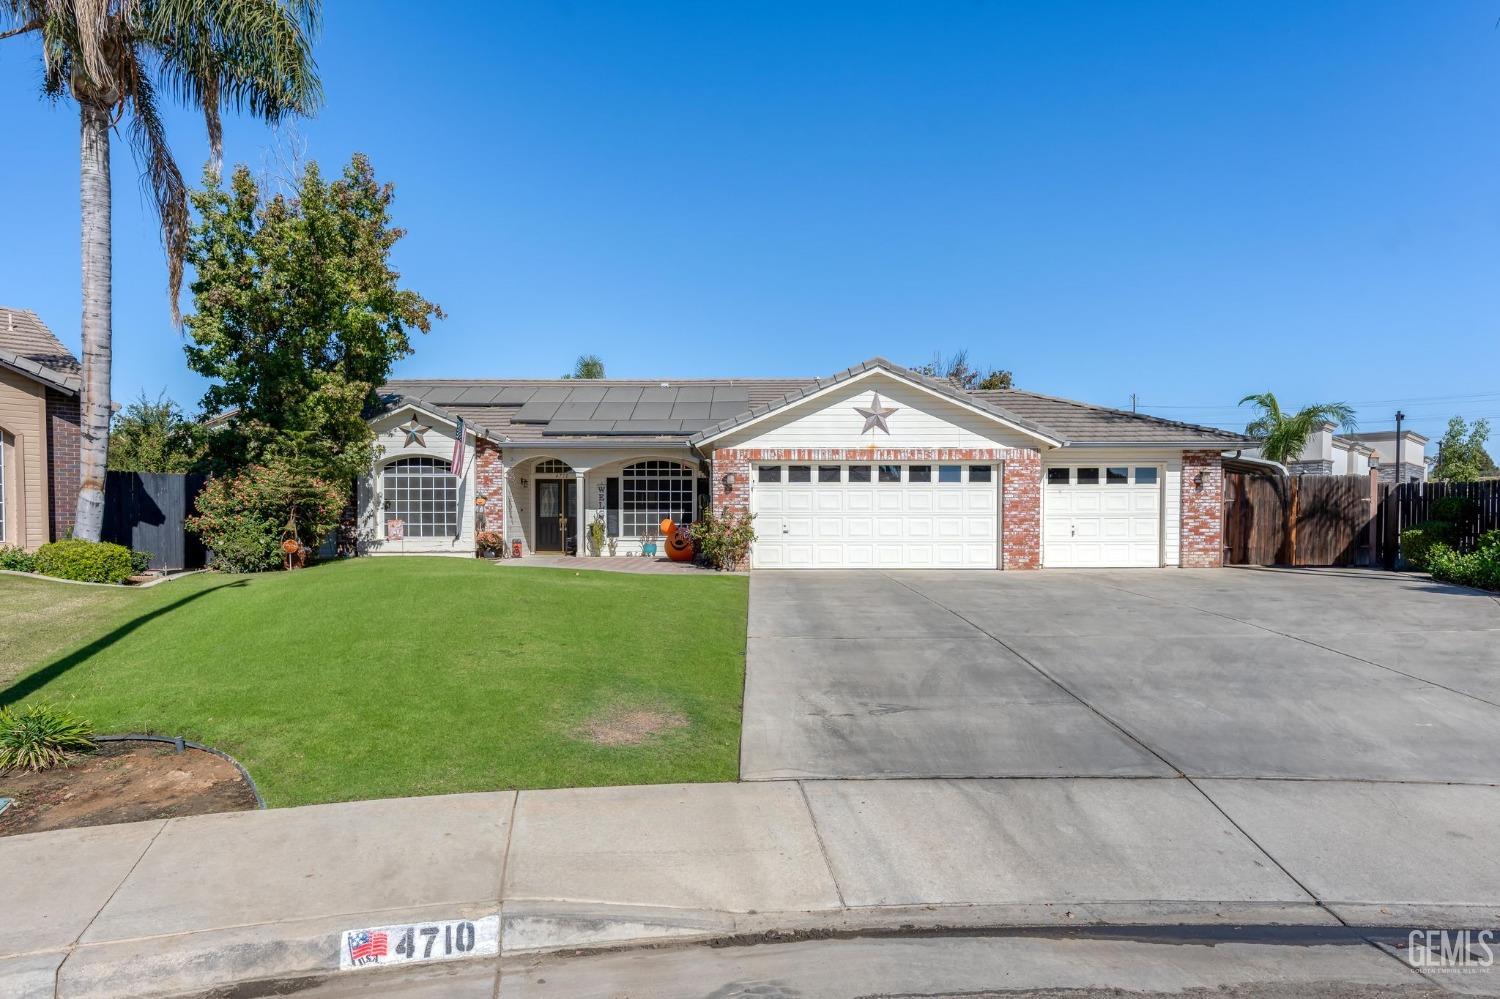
[1279,422,1377,477]
[361,357,1248,570]
[1341,430,1429,484]
[0,307,81,550]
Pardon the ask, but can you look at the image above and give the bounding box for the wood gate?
[101,471,208,570]
[1223,472,1377,567]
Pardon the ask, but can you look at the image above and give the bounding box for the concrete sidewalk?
[6,777,1500,998]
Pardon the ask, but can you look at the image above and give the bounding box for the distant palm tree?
[1239,392,1356,464]
[2,0,320,540]
[568,354,606,379]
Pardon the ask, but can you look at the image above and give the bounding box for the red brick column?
[474,438,505,535]
[1001,449,1042,569]
[710,449,752,518]
[1180,449,1224,568]
[45,389,80,542]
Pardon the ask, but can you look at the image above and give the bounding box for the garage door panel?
[752,463,999,569]
[1043,465,1162,568]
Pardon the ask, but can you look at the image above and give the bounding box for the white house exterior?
[359,358,1249,569]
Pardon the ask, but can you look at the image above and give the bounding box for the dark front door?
[534,479,577,552]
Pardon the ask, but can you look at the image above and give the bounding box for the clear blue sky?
[4,1,1499,447]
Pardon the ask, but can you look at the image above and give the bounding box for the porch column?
[576,470,586,556]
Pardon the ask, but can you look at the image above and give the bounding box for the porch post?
[576,470,586,556]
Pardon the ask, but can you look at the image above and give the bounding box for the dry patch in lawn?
[577,706,689,746]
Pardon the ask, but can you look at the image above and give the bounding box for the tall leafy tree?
[1239,391,1356,464]
[1,0,321,540]
[913,349,1012,390]
[107,391,201,472]
[1431,416,1495,482]
[185,155,442,482]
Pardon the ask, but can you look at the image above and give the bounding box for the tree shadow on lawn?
[0,579,249,709]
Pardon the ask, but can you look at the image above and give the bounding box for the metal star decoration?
[399,418,431,447]
[854,392,899,435]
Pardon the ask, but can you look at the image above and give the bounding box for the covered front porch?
[503,447,708,558]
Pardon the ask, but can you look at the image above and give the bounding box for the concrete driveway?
[741,568,1500,781]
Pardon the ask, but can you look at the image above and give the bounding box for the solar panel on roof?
[593,402,636,420]
[709,401,747,419]
[528,387,572,401]
[669,402,711,420]
[553,400,602,420]
[603,387,643,402]
[674,387,713,402]
[631,402,674,419]
[614,419,683,433]
[564,386,608,402]
[512,400,561,423]
[711,386,750,403]
[639,387,676,403]
[543,420,618,434]
[493,387,537,405]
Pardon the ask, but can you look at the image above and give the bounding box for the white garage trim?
[1042,461,1165,568]
[751,460,1001,569]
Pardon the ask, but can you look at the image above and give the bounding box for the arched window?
[382,456,458,537]
[535,459,572,475]
[622,460,694,537]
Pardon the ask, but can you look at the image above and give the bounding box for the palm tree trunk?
[74,102,112,542]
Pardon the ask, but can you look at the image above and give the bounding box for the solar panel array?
[429,384,754,435]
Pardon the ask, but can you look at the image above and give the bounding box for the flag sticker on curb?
[340,914,500,971]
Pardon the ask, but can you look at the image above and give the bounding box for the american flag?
[348,930,388,962]
[451,416,467,476]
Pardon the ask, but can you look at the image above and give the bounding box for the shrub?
[34,539,135,584]
[588,514,606,556]
[475,531,505,557]
[1431,495,1480,525]
[128,549,154,575]
[690,507,756,571]
[188,463,347,573]
[0,703,95,773]
[1426,531,1500,592]
[1400,521,1455,571]
[0,544,35,573]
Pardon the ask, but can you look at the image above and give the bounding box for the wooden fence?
[1223,472,1377,567]
[1379,479,1500,568]
[101,471,208,570]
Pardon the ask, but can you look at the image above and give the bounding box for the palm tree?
[2,0,320,540]
[1239,392,1357,464]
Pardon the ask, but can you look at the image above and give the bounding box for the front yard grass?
[0,559,748,807]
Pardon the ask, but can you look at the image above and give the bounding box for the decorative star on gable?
[399,418,431,447]
[854,392,899,435]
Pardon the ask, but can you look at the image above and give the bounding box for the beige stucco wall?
[0,366,50,550]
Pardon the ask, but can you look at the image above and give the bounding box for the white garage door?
[752,462,999,569]
[1043,464,1162,568]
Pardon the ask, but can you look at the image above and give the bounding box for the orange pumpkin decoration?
[665,521,694,562]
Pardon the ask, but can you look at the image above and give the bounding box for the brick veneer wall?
[709,446,1043,569]
[1180,449,1224,568]
[474,439,505,535]
[999,448,1041,570]
[1288,459,1333,476]
[45,388,80,541]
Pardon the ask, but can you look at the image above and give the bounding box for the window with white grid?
[382,456,458,538]
[621,460,694,537]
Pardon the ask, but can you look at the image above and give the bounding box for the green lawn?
[0,559,748,807]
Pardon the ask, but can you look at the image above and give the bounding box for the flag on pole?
[451,416,467,476]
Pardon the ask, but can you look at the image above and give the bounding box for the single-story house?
[360,358,1249,570]
[0,307,81,550]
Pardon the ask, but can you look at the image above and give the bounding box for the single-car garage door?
[752,461,998,569]
[1043,464,1162,568]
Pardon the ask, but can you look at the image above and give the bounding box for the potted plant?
[588,513,606,556]
[475,531,505,559]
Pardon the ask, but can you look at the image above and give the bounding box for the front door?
[534,479,578,552]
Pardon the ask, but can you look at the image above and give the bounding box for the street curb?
[27,898,1342,999]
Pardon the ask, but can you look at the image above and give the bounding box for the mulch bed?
[0,739,258,836]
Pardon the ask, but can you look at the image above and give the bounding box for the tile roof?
[971,388,1251,446]
[380,361,1250,449]
[0,307,81,393]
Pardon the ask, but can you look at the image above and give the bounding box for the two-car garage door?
[751,461,998,569]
